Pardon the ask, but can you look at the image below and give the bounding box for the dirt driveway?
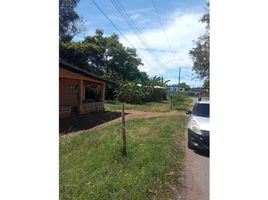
[60,109,181,138]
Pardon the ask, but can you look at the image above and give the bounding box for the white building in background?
[168,86,186,93]
[169,86,177,93]
[178,87,185,92]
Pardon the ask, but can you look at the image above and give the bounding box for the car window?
[192,103,209,117]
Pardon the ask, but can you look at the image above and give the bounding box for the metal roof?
[59,58,116,84]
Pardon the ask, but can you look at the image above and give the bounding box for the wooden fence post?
[121,102,127,156]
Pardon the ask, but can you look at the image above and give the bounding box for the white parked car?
[186,100,210,150]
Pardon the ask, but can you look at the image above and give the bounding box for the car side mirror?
[185,110,192,115]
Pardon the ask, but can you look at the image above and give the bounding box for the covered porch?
[59,63,106,119]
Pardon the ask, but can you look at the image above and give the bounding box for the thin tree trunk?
[170,96,173,110]
[121,102,127,156]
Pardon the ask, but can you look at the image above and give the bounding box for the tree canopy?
[179,82,190,90]
[203,79,209,90]
[59,0,83,37]
[60,29,146,82]
[59,5,169,102]
[189,3,210,80]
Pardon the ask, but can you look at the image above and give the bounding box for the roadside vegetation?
[59,1,207,199]
[60,115,188,200]
[105,101,171,112]
[106,93,192,113]
[169,93,193,111]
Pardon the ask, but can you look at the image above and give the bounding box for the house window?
[68,85,79,96]
[85,84,102,102]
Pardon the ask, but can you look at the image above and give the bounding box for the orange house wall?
[59,66,106,117]
[59,78,80,106]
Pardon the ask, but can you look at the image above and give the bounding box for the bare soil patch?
[60,109,182,138]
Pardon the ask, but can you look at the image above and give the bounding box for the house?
[59,59,110,119]
[169,86,177,93]
[168,86,185,93]
[178,87,185,92]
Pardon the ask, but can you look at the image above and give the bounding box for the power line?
[111,0,148,49]
[151,0,182,88]
[110,0,164,68]
[110,0,163,68]
[151,0,173,53]
[90,0,154,68]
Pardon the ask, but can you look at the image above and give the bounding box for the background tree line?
[59,0,169,102]
[59,0,209,102]
[189,3,210,89]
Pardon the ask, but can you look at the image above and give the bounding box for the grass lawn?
[172,97,193,111]
[105,101,172,112]
[60,115,188,200]
[105,95,193,113]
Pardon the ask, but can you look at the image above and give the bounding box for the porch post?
[79,79,83,105]
[101,83,105,111]
[101,83,105,102]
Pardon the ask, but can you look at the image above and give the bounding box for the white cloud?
[129,13,143,20]
[119,10,206,80]
[127,7,154,15]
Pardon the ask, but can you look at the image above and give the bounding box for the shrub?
[114,80,168,104]
[144,87,167,102]
[114,81,145,104]
[169,92,192,111]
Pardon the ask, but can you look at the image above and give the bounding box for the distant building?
[169,86,177,93]
[168,86,186,93]
[178,87,185,92]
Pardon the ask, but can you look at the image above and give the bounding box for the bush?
[114,81,145,104]
[144,87,167,102]
[114,81,168,104]
[169,92,192,111]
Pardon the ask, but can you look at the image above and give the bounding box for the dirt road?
[182,132,209,200]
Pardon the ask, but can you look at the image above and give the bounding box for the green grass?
[105,95,193,113]
[60,115,188,200]
[169,93,193,111]
[172,98,193,111]
[105,101,172,112]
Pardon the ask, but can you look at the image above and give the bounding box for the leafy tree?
[189,3,209,80]
[59,0,83,37]
[115,81,145,104]
[104,33,143,82]
[63,29,145,82]
[83,29,108,74]
[114,81,146,156]
[60,34,74,43]
[114,76,169,104]
[179,82,190,90]
[203,79,209,90]
[143,76,168,102]
[60,29,151,99]
[59,39,103,75]
[138,72,149,83]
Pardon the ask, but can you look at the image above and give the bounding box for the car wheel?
[188,141,195,149]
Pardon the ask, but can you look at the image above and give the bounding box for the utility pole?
[178,67,181,92]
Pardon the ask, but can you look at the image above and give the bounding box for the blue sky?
[75,0,207,87]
